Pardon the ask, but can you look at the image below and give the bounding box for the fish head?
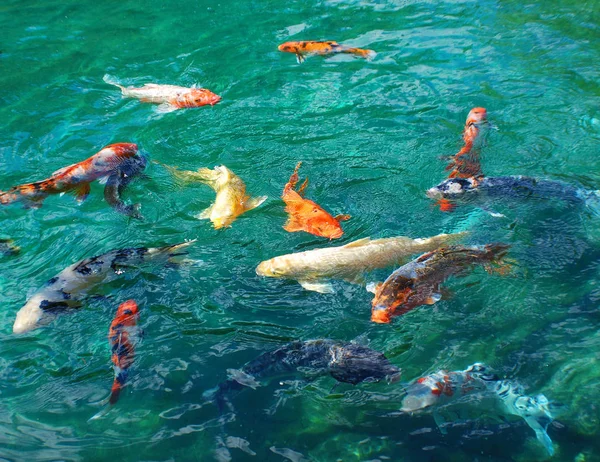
[114,299,139,326]
[193,88,221,106]
[371,276,415,324]
[12,295,49,334]
[426,177,475,200]
[304,205,345,239]
[278,42,298,53]
[255,258,289,278]
[401,377,443,412]
[466,107,487,126]
[329,344,401,385]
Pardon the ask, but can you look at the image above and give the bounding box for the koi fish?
[282,162,350,239]
[12,241,195,334]
[370,244,509,323]
[427,175,600,215]
[401,363,556,456]
[163,164,267,229]
[103,75,221,113]
[256,232,467,293]
[278,40,375,64]
[208,339,400,412]
[445,107,490,180]
[107,300,140,405]
[103,154,147,219]
[0,143,139,209]
[0,238,20,257]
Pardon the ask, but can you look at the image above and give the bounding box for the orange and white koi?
[278,41,375,64]
[0,143,140,209]
[282,162,350,239]
[445,107,489,180]
[107,300,140,406]
[104,75,221,113]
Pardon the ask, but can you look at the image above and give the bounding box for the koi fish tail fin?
[345,47,376,59]
[103,74,126,92]
[203,383,236,414]
[483,243,514,275]
[162,163,219,188]
[244,195,267,212]
[583,190,600,217]
[524,413,554,456]
[88,405,112,422]
[283,162,302,195]
[158,240,198,265]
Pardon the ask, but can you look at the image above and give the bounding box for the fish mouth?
[426,187,442,200]
[327,229,344,240]
[371,307,392,324]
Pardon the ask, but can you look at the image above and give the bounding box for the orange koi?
[108,300,139,406]
[278,40,375,63]
[282,162,350,239]
[445,107,489,179]
[104,75,221,113]
[0,143,139,209]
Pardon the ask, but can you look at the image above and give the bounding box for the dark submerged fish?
[371,244,509,323]
[210,339,400,411]
[12,241,194,334]
[103,154,147,219]
[427,175,600,214]
[0,238,20,257]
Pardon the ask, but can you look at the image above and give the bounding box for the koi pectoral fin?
[295,53,305,64]
[334,214,351,222]
[283,218,304,233]
[74,184,91,203]
[298,280,335,293]
[155,103,178,114]
[424,293,442,305]
[196,205,213,220]
[244,195,267,211]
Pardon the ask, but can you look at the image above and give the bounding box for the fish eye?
[312,208,319,213]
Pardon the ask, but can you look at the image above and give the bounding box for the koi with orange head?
[103,75,221,113]
[278,40,375,64]
[370,244,510,324]
[108,300,140,406]
[0,143,145,216]
[445,107,490,180]
[282,162,350,239]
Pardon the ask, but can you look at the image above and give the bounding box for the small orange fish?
[108,300,140,406]
[278,40,375,64]
[446,107,489,179]
[282,162,350,239]
[104,75,221,113]
[0,143,139,209]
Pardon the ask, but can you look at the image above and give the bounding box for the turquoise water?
[1,0,600,460]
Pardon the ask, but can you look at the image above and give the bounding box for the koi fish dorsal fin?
[342,237,371,248]
[244,195,267,211]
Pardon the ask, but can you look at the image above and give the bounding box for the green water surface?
[1,0,600,460]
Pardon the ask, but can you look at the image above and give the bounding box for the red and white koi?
[104,75,221,113]
[401,363,556,456]
[0,143,139,209]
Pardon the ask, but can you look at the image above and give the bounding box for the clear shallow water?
[1,0,599,460]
